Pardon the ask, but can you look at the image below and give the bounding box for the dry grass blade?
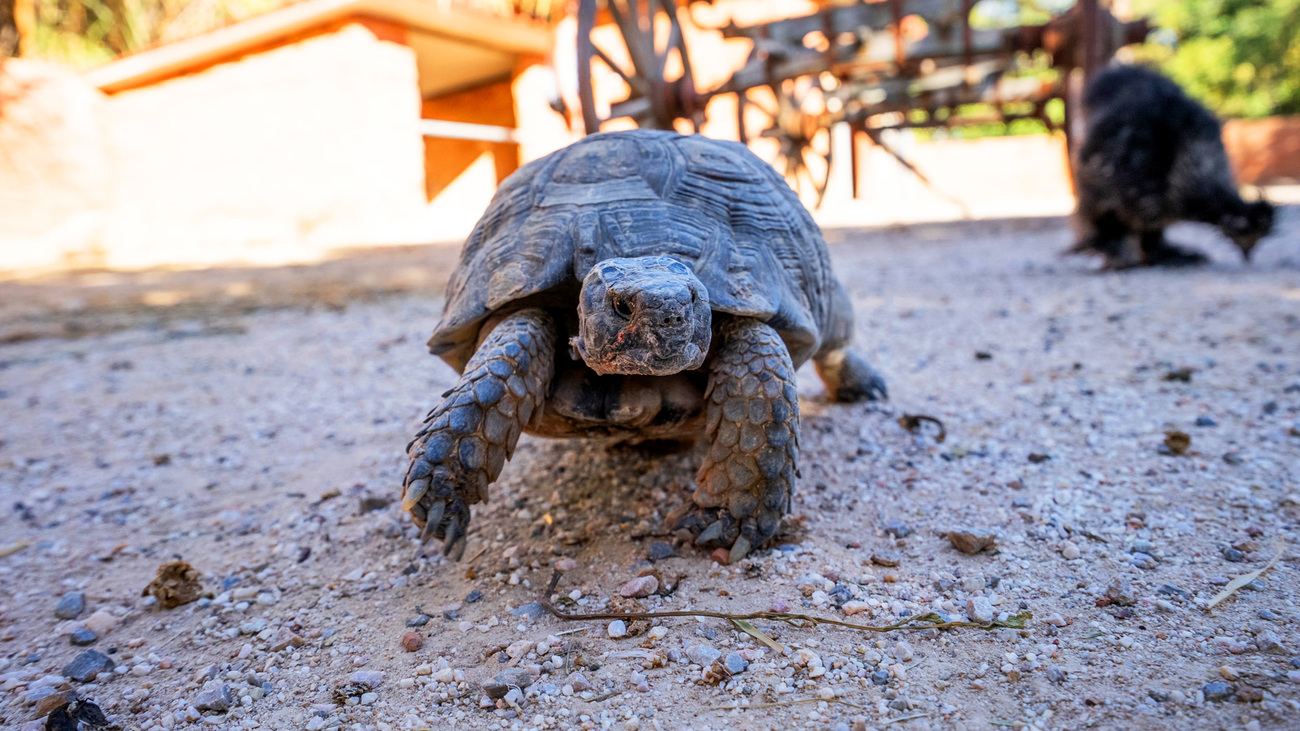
[0,541,29,559]
[712,697,869,711]
[1205,536,1285,610]
[541,571,1030,634]
[730,618,785,652]
[884,712,932,725]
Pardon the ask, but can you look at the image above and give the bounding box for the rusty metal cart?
[569,0,1151,205]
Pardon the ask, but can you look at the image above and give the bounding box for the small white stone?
[608,620,628,639]
[1061,542,1081,560]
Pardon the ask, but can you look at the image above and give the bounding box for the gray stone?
[870,669,890,685]
[348,670,384,688]
[688,645,722,666]
[647,542,675,561]
[1157,584,1192,601]
[883,520,912,538]
[1130,552,1158,570]
[194,683,233,712]
[1105,577,1137,606]
[1222,547,1246,563]
[967,597,995,624]
[510,601,548,620]
[62,649,115,682]
[723,652,748,674]
[494,667,534,689]
[1202,682,1234,702]
[54,592,86,620]
[1047,665,1066,684]
[1258,630,1288,655]
[69,628,98,646]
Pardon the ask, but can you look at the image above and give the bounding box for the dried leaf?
[1163,430,1191,455]
[1205,536,1285,610]
[731,618,785,652]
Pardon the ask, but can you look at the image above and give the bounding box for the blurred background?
[0,0,1297,274]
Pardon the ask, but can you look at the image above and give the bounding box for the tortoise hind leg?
[814,280,887,402]
[402,309,556,559]
[674,317,798,562]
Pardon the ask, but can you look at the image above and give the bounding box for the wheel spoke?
[592,42,647,95]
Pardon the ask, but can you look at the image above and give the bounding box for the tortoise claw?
[729,536,752,564]
[421,501,446,542]
[402,476,431,512]
[443,514,464,559]
[695,520,724,546]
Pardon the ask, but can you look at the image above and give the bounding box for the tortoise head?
[573,256,711,375]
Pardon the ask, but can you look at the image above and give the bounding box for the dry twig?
[540,572,1030,633]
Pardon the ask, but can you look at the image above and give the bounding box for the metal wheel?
[575,0,704,134]
[738,76,833,208]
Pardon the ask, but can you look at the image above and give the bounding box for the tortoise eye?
[612,296,633,319]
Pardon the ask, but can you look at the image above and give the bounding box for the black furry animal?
[1071,65,1274,269]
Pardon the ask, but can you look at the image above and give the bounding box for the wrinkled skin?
[572,256,712,376]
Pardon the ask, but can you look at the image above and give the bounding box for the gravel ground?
[1,212,1299,731]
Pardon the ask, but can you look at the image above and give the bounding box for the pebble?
[269,627,305,651]
[1202,682,1234,702]
[842,601,870,616]
[618,575,659,598]
[1105,577,1137,606]
[405,615,430,627]
[870,669,890,685]
[54,592,86,620]
[882,520,912,538]
[554,557,577,572]
[511,602,548,620]
[967,597,995,624]
[1060,542,1080,560]
[359,691,378,705]
[1130,552,1158,570]
[1258,630,1287,655]
[401,631,424,652]
[348,670,384,688]
[69,628,98,646]
[62,650,115,682]
[1195,416,1217,427]
[1222,547,1246,563]
[466,589,483,602]
[1156,600,1176,613]
[723,652,748,674]
[946,528,996,554]
[608,620,628,638]
[688,645,722,666]
[82,610,117,637]
[647,542,675,561]
[1157,584,1192,601]
[894,640,914,662]
[871,551,901,567]
[1046,665,1066,684]
[194,683,233,712]
[565,672,590,691]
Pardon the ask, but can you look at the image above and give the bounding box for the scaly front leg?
[403,309,555,559]
[675,318,799,562]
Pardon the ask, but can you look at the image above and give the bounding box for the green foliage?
[1132,0,1300,118]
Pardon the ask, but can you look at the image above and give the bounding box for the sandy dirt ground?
[1,212,1299,731]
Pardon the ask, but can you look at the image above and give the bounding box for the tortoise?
[1071,65,1274,269]
[401,130,886,562]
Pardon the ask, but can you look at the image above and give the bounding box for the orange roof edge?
[85,0,552,94]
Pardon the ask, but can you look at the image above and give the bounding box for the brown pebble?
[945,528,997,554]
[710,547,731,565]
[871,551,900,567]
[401,631,424,652]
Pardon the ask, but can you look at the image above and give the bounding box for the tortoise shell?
[429,130,837,372]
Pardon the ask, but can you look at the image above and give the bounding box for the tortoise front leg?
[676,318,799,562]
[402,309,555,559]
